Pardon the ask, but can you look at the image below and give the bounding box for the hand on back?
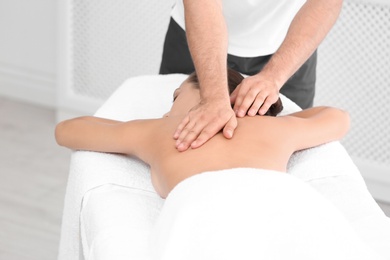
[174,96,237,152]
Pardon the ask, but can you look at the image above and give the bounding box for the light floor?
[0,97,390,260]
[0,97,71,260]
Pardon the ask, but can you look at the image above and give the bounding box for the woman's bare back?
[144,116,295,198]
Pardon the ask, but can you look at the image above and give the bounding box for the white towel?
[149,169,385,260]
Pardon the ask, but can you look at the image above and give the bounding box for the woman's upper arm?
[55,116,154,156]
[284,107,350,151]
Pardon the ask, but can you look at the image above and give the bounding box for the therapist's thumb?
[223,116,237,139]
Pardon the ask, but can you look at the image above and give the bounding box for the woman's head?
[186,68,283,116]
[187,67,244,96]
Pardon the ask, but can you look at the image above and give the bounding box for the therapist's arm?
[231,0,343,116]
[174,0,237,152]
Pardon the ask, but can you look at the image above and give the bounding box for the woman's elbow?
[55,121,68,147]
[336,108,351,138]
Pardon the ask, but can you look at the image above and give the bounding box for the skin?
[175,0,344,152]
[55,80,350,199]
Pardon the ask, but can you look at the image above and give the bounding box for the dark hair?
[187,68,283,116]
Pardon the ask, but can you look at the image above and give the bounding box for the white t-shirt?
[171,0,306,57]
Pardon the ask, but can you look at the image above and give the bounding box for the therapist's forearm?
[183,0,229,101]
[260,0,343,88]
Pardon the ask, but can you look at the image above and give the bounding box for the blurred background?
[0,0,389,259]
[0,0,70,259]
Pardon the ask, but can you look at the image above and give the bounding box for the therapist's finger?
[222,115,238,139]
[189,117,224,149]
[176,122,205,151]
[232,85,251,117]
[247,93,267,116]
[235,88,260,117]
[173,115,190,139]
[258,93,279,115]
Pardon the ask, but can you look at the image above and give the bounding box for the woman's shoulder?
[237,115,290,128]
[236,115,296,145]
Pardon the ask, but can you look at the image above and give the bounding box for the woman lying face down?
[55,69,350,198]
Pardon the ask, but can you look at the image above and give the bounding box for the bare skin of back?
[55,80,350,198]
[143,116,293,197]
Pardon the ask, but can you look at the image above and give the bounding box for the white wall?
[0,0,57,107]
[56,0,173,121]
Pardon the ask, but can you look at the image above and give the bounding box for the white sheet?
[58,74,390,260]
[149,169,385,260]
[80,185,162,260]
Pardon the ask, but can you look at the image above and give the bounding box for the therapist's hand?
[174,98,237,152]
[231,74,280,117]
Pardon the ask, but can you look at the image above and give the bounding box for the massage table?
[58,74,390,259]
